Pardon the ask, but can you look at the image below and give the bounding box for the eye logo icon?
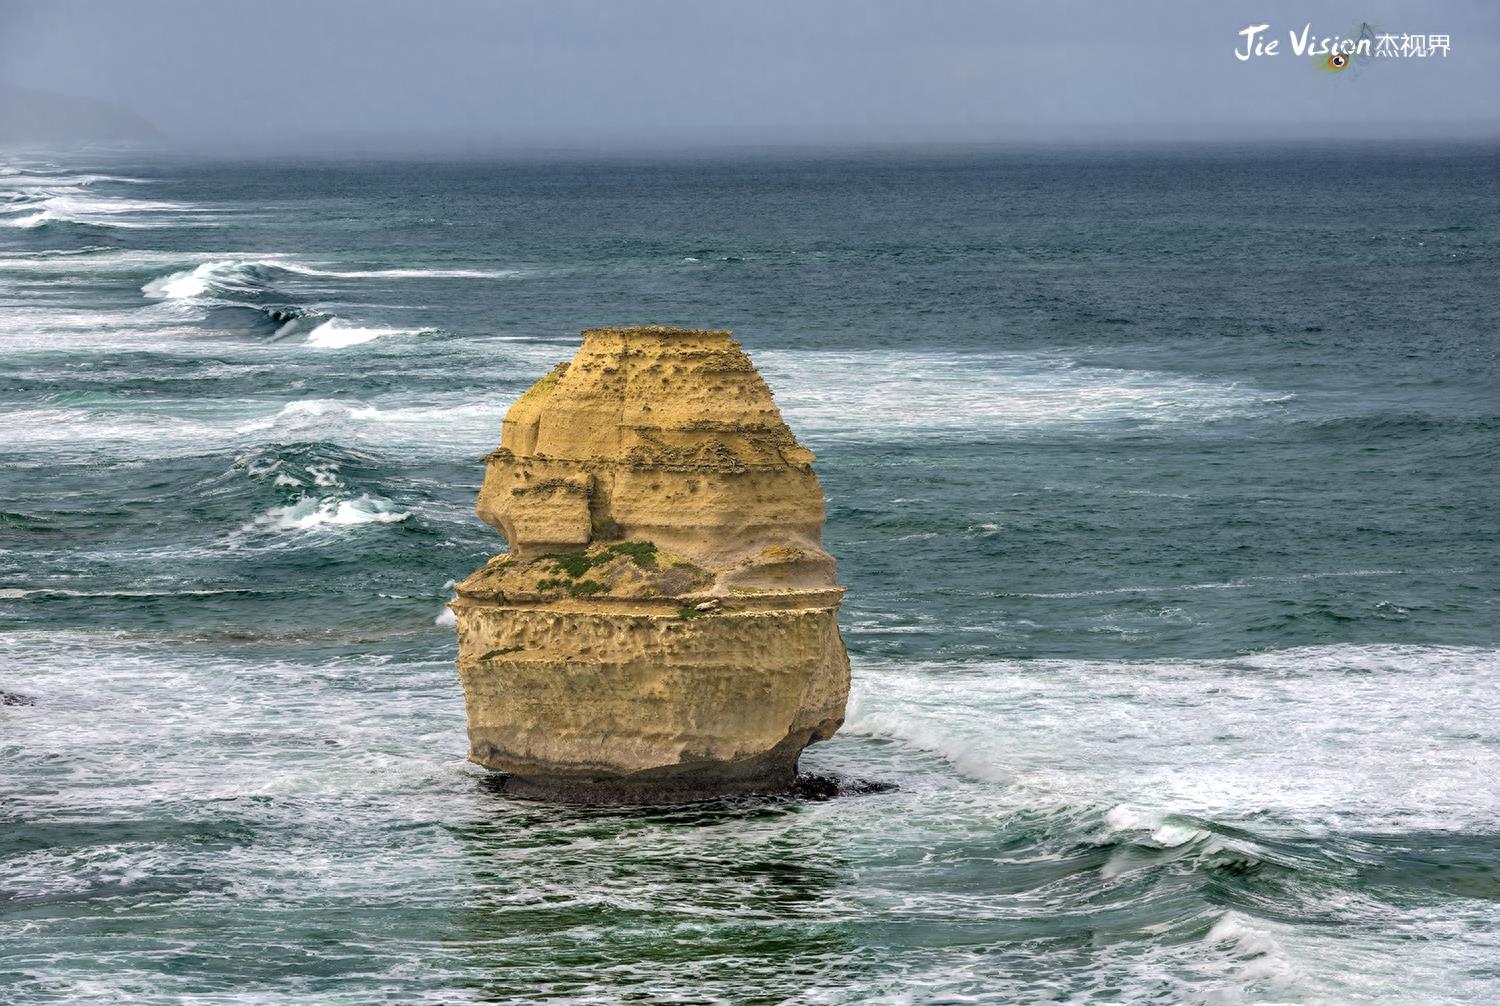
[1327,52,1349,70]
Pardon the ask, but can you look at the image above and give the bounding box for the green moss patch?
[507,541,706,600]
[542,541,658,579]
[604,541,658,568]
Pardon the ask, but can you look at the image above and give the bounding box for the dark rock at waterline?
[479,769,896,806]
[1,690,36,707]
[791,773,899,801]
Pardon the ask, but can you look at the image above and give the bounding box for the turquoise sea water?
[1,146,1497,1003]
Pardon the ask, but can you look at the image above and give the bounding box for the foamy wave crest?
[1,191,203,230]
[140,260,445,346]
[141,259,279,300]
[252,494,410,532]
[0,171,147,188]
[141,258,317,335]
[278,263,523,280]
[0,249,238,276]
[305,319,429,348]
[842,690,1011,783]
[138,259,338,340]
[1205,912,1300,987]
[143,258,519,297]
[234,397,505,451]
[1101,805,1210,849]
[253,399,384,428]
[238,400,388,443]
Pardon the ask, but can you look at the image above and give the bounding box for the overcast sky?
[1,0,1496,152]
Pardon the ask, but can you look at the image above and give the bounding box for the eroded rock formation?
[451,326,849,802]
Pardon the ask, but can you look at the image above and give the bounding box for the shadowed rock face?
[452,326,850,803]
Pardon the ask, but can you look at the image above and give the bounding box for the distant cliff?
[0,83,159,145]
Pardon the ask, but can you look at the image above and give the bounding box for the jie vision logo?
[1235,23,1451,73]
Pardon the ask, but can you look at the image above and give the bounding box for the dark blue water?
[2,146,1497,1003]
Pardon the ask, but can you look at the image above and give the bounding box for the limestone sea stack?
[451,326,850,802]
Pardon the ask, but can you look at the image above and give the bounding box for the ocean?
[1,145,1496,1004]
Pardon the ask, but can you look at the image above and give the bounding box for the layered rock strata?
[452,326,850,802]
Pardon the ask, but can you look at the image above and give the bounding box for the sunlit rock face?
[452,326,850,802]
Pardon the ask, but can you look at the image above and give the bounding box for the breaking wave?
[251,494,410,531]
[143,258,519,298]
[140,259,321,338]
[0,170,147,188]
[142,259,292,301]
[0,163,203,232]
[304,319,431,348]
[0,191,203,230]
[216,443,413,538]
[278,262,523,280]
[140,259,452,345]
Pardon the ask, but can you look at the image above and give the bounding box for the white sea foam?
[304,319,431,347]
[251,494,410,532]
[138,259,521,301]
[142,260,443,349]
[1103,804,1162,834]
[267,398,506,450]
[845,643,1500,832]
[0,172,146,188]
[141,261,239,299]
[757,349,1286,439]
[2,392,508,460]
[306,461,341,487]
[0,303,213,353]
[140,259,265,299]
[3,623,1495,1005]
[1,191,205,229]
[0,249,250,277]
[242,399,380,435]
[21,255,475,363]
[842,692,1011,784]
[1202,912,1305,989]
[278,262,523,280]
[0,405,227,451]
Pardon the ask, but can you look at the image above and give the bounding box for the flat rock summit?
[452,326,850,802]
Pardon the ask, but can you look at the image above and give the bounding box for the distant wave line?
[994,567,1479,599]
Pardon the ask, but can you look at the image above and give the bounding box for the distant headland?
[0,82,159,145]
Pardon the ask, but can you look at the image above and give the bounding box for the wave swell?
[142,259,439,346]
